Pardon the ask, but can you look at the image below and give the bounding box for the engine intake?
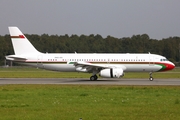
[99,68,124,78]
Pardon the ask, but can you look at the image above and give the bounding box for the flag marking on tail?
[8,27,40,54]
[11,35,25,38]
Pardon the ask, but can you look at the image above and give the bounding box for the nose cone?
[164,62,175,71]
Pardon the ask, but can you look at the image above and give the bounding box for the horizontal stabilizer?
[6,55,27,61]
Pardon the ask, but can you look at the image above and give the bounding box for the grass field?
[0,66,180,78]
[0,67,180,119]
[0,85,180,120]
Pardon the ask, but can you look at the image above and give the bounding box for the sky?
[0,0,180,39]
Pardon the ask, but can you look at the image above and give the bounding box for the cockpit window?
[160,59,168,61]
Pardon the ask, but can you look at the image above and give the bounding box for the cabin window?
[160,59,168,61]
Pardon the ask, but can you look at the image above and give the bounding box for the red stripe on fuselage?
[156,62,175,71]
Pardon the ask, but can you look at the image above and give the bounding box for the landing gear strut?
[149,72,154,81]
[90,75,98,81]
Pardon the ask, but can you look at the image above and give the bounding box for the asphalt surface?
[0,78,180,85]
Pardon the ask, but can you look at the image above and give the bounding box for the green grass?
[0,66,180,78]
[0,67,180,119]
[0,85,180,120]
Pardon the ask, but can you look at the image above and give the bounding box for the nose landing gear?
[149,72,154,81]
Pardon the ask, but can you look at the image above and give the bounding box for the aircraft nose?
[166,62,175,71]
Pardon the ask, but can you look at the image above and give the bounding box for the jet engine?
[99,68,124,78]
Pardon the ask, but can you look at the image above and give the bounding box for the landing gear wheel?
[149,77,154,81]
[90,75,98,81]
[149,72,154,81]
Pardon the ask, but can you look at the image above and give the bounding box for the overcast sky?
[0,0,180,39]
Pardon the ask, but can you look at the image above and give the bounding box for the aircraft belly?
[43,64,76,72]
[19,63,76,72]
[124,64,161,72]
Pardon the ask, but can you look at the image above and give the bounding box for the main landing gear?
[90,75,98,81]
[90,72,155,81]
[149,72,154,81]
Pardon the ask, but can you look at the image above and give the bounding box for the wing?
[74,61,126,73]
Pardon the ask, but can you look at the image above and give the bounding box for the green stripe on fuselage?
[156,64,166,71]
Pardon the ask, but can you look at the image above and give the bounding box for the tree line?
[0,34,180,66]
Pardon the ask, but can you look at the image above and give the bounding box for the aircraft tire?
[90,75,98,81]
[149,77,154,81]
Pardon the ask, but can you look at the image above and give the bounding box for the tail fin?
[8,27,40,55]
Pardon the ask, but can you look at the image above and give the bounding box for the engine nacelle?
[99,68,124,78]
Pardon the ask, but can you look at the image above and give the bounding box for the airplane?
[6,27,175,81]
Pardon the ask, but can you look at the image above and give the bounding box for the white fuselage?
[15,53,173,72]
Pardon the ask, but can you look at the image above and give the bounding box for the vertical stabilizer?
[8,27,40,55]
